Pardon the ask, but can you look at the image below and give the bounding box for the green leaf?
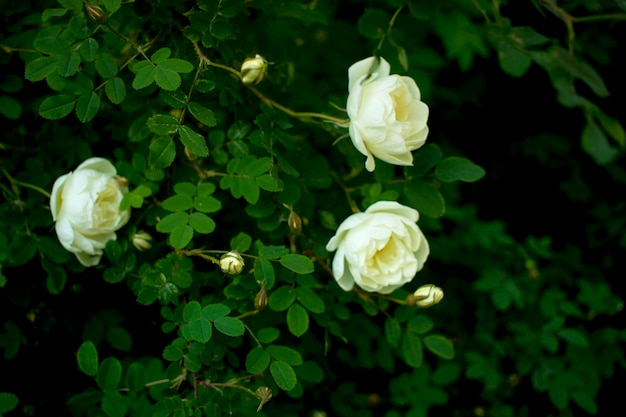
[214,317,245,337]
[169,224,194,249]
[77,341,98,376]
[105,78,126,104]
[125,363,146,392]
[106,326,132,352]
[230,232,252,253]
[423,334,455,359]
[401,332,423,368]
[280,254,314,274]
[246,347,270,374]
[39,94,76,119]
[95,52,118,78]
[202,304,231,320]
[182,317,212,343]
[497,40,531,77]
[266,345,303,366]
[179,125,209,157]
[96,357,122,391]
[76,92,100,123]
[287,303,309,337]
[384,318,402,347]
[34,37,70,55]
[184,353,202,372]
[255,174,282,192]
[254,258,275,289]
[189,212,216,234]
[358,8,389,39]
[66,391,103,407]
[25,56,58,81]
[156,212,189,233]
[102,0,121,13]
[57,53,81,77]
[210,19,233,39]
[101,390,127,417]
[270,361,297,391]
[581,121,618,165]
[43,258,67,294]
[78,38,99,62]
[147,114,179,135]
[162,194,194,212]
[150,48,172,64]
[188,102,217,127]
[0,392,18,415]
[268,285,297,311]
[557,328,590,348]
[149,136,176,169]
[42,8,68,21]
[193,195,221,213]
[436,157,485,182]
[0,97,21,120]
[160,58,195,73]
[132,66,157,90]
[296,287,325,313]
[404,180,445,218]
[408,315,434,335]
[296,361,324,383]
[570,390,598,415]
[155,67,181,91]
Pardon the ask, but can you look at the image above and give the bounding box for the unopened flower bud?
[288,210,302,234]
[240,54,268,85]
[132,231,153,251]
[255,386,272,411]
[409,284,444,308]
[220,251,244,275]
[254,284,268,311]
[85,3,108,23]
[115,176,128,188]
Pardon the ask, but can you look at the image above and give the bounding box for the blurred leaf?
[557,328,590,348]
[385,318,402,347]
[581,121,618,165]
[230,232,252,252]
[404,179,445,218]
[267,345,303,366]
[408,315,434,335]
[101,390,127,417]
[39,94,76,119]
[436,157,485,182]
[0,393,18,415]
[358,8,389,39]
[423,335,455,359]
[401,332,423,368]
[77,341,98,376]
[97,357,122,391]
[25,56,58,81]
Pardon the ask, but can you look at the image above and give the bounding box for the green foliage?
[2,0,624,416]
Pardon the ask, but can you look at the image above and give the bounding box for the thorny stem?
[538,0,626,55]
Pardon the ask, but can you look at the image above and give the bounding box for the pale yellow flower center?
[93,179,120,228]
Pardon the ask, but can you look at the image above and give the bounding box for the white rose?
[50,157,130,267]
[347,56,429,172]
[325,201,429,294]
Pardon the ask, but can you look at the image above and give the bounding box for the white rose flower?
[50,157,130,267]
[325,201,429,294]
[347,56,429,172]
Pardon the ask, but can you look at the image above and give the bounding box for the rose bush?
[347,56,429,172]
[50,157,130,267]
[326,201,429,294]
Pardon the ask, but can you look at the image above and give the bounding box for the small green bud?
[85,3,108,23]
[241,54,268,85]
[408,284,444,308]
